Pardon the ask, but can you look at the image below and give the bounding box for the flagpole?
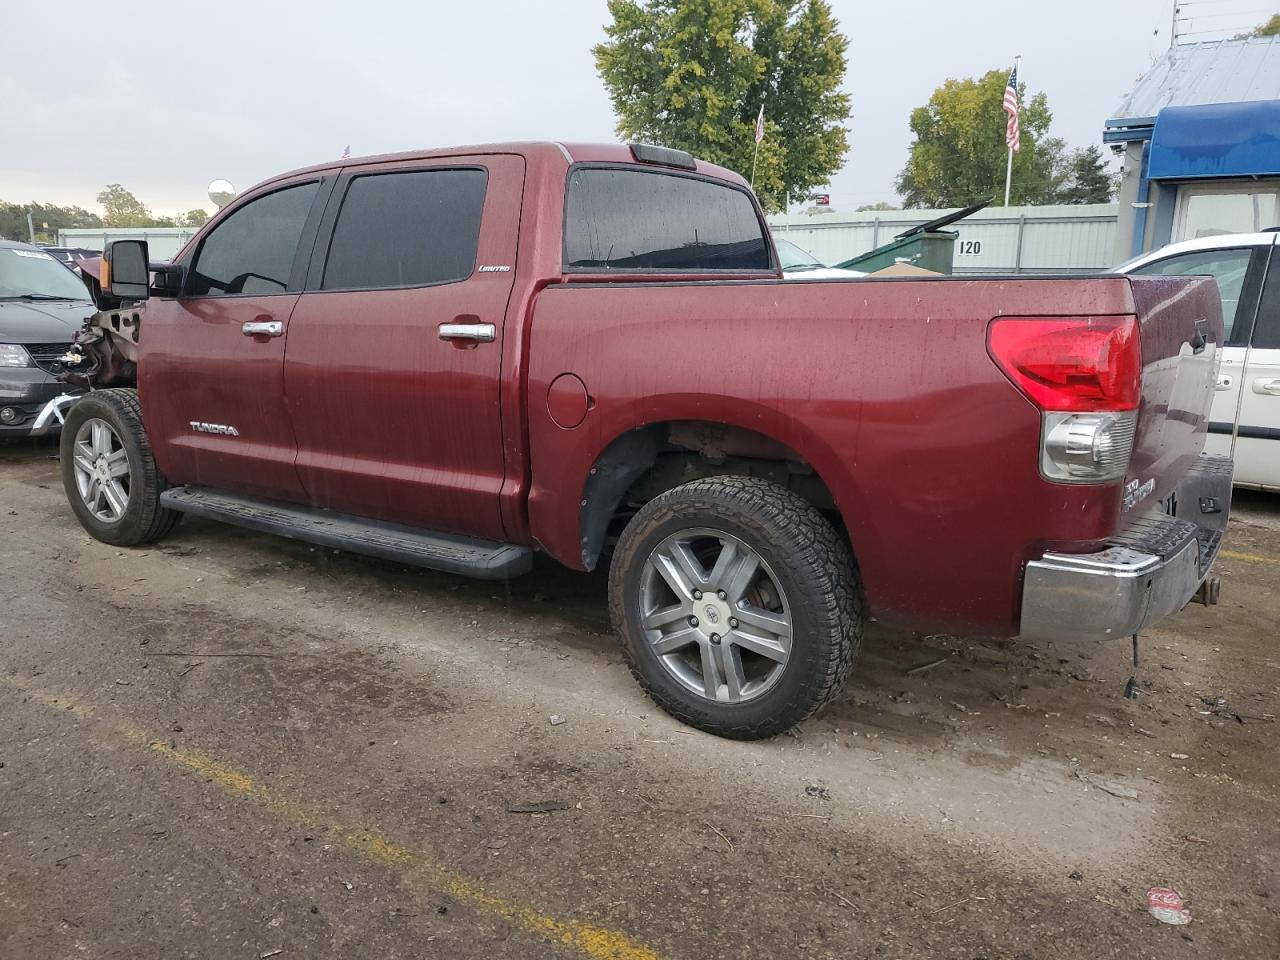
[1003,55,1021,207]
[1003,144,1014,207]
[751,103,764,190]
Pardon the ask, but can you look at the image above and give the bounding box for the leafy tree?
[594,0,851,211]
[1250,14,1280,36]
[896,70,1057,208]
[181,208,210,227]
[96,184,152,227]
[895,70,1114,207]
[0,201,103,243]
[855,201,899,212]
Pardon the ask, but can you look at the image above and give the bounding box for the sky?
[2,0,1273,217]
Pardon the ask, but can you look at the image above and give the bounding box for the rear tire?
[60,389,181,547]
[609,476,863,739]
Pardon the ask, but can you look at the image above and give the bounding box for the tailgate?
[1123,274,1223,513]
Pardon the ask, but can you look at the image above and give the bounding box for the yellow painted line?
[3,675,664,960]
[1220,549,1280,566]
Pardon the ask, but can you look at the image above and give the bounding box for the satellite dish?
[208,179,237,209]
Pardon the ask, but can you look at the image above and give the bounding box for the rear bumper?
[1020,454,1232,642]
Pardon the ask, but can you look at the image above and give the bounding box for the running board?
[159,486,532,580]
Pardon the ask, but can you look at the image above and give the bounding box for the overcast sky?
[2,0,1270,216]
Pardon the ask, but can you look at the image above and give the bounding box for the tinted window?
[1254,246,1280,350]
[1132,248,1254,342]
[189,182,319,296]
[322,169,487,290]
[564,167,770,271]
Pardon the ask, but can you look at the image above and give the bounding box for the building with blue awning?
[1106,36,1280,261]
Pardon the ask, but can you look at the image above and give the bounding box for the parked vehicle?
[0,240,89,437]
[42,246,102,270]
[62,142,1231,738]
[1118,233,1279,492]
[773,237,866,279]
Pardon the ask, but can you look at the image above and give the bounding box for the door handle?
[1215,374,1234,391]
[1252,377,1280,396]
[242,320,283,338]
[438,322,495,343]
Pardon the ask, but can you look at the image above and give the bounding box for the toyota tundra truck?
[60,141,1232,739]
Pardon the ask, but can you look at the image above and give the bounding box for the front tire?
[609,476,863,739]
[60,389,181,547]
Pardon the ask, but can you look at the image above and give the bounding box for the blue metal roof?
[1148,100,1280,179]
[1107,36,1280,130]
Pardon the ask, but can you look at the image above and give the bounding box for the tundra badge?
[190,421,240,436]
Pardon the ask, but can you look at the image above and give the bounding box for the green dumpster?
[836,229,958,274]
[834,199,990,276]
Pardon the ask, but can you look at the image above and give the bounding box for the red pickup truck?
[62,142,1231,738]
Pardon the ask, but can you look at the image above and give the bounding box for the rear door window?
[564,167,771,272]
[321,168,488,290]
[189,181,320,296]
[1130,247,1257,344]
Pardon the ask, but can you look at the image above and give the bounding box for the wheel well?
[578,421,844,571]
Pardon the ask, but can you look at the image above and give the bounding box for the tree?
[181,208,210,227]
[96,184,152,227]
[0,201,102,243]
[1055,145,1115,204]
[1250,14,1280,36]
[594,0,851,211]
[855,201,898,212]
[895,70,1058,208]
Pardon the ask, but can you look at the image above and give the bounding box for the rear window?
[564,167,771,272]
[322,168,487,290]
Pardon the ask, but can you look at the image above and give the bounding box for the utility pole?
[25,211,35,244]
[1170,2,1179,47]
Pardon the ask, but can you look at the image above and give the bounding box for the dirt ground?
[1,437,1277,960]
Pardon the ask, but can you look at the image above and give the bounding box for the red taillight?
[987,316,1141,412]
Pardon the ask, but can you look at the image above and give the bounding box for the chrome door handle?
[438,322,495,343]
[1253,377,1280,396]
[1215,374,1234,391]
[242,320,283,338]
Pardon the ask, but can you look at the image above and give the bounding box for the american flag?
[755,104,765,144]
[1003,66,1020,152]
[340,144,351,160]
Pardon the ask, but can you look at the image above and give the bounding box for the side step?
[159,486,532,581]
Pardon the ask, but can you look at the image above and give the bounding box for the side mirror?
[104,240,150,300]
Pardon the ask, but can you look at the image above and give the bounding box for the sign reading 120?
[957,239,982,255]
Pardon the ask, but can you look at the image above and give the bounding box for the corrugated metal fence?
[768,203,1119,274]
[57,227,197,260]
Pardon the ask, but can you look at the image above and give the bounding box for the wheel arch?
[574,412,862,573]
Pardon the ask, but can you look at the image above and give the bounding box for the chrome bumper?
[1020,454,1232,642]
[27,393,80,437]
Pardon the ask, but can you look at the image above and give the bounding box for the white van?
[1120,233,1280,492]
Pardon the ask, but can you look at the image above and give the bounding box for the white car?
[1119,233,1280,492]
[774,238,866,280]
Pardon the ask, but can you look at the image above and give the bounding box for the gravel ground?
[1,436,1277,959]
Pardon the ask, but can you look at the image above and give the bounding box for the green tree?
[1055,145,1115,204]
[594,0,851,211]
[0,201,103,243]
[855,201,898,212]
[895,70,1057,208]
[181,208,210,227]
[1251,13,1280,36]
[96,184,152,227]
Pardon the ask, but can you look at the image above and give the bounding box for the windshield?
[0,247,92,300]
[774,238,825,271]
